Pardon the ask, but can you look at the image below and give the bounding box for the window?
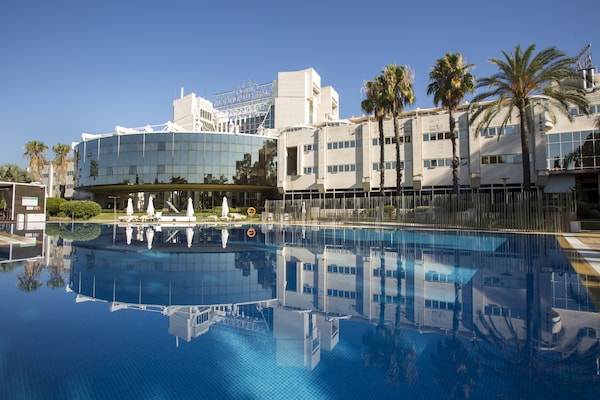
[286,147,297,175]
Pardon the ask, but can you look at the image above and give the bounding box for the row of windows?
[43,170,75,178]
[373,268,404,278]
[547,130,598,144]
[425,271,460,283]
[304,144,317,151]
[480,124,519,137]
[328,288,356,299]
[571,103,600,116]
[328,264,357,275]
[373,294,403,304]
[303,167,317,174]
[424,158,467,168]
[423,132,452,141]
[327,164,361,173]
[425,299,460,310]
[327,139,362,150]
[484,304,524,319]
[372,136,412,146]
[303,263,314,271]
[481,154,523,165]
[373,161,413,170]
[425,158,451,168]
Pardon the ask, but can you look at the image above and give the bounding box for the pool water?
[1,223,599,399]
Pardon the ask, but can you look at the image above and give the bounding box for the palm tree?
[362,76,388,198]
[52,143,71,198]
[469,44,589,191]
[362,76,388,220]
[383,64,415,211]
[427,53,475,194]
[23,140,48,182]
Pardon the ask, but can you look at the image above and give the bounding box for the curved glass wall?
[74,131,277,189]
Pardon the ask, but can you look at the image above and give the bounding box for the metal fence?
[263,191,577,233]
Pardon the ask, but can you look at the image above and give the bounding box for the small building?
[0,181,46,228]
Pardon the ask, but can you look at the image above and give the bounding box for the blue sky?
[0,0,594,167]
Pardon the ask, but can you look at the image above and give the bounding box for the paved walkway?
[561,231,600,276]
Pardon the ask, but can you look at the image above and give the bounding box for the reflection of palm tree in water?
[431,248,481,399]
[46,244,66,288]
[363,244,417,386]
[17,260,43,292]
[473,236,600,398]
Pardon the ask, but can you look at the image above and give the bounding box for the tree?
[427,53,475,194]
[362,75,388,199]
[469,44,589,191]
[383,64,415,203]
[52,143,71,198]
[23,140,48,182]
[0,163,33,183]
[16,260,43,292]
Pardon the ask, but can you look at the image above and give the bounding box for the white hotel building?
[71,64,600,207]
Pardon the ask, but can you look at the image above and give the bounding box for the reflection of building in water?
[60,224,600,369]
[164,303,275,345]
[273,307,320,370]
[0,223,44,263]
[272,225,600,356]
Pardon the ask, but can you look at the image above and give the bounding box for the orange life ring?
[247,227,256,238]
[247,207,256,217]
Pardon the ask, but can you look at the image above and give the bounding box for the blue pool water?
[1,223,599,399]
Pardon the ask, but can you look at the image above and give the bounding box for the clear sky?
[0,0,594,167]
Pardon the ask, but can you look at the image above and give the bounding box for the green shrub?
[46,223,101,241]
[577,201,590,218]
[46,197,67,216]
[59,200,102,220]
[383,205,395,213]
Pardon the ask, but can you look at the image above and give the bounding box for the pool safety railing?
[264,191,576,233]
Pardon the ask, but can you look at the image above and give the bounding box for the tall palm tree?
[52,143,71,198]
[427,53,475,194]
[23,140,48,182]
[362,76,388,198]
[383,64,415,206]
[469,44,589,191]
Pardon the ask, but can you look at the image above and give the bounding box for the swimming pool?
[1,223,599,399]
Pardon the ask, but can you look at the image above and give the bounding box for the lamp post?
[500,178,509,204]
[108,195,120,245]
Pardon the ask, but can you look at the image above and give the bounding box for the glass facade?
[74,132,277,189]
[546,130,600,170]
